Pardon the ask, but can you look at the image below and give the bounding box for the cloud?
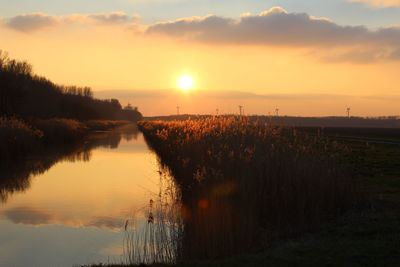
[3,207,54,225]
[87,12,141,25]
[4,12,140,32]
[321,47,400,63]
[146,7,400,62]
[349,0,400,7]
[3,7,400,63]
[147,6,400,47]
[147,7,370,46]
[6,13,59,32]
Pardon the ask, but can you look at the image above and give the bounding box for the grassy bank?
[0,116,130,159]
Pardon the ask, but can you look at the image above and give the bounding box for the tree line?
[0,50,142,122]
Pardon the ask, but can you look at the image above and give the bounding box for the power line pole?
[238,105,243,116]
[216,108,219,115]
[346,107,351,118]
[275,107,279,117]
[177,105,180,116]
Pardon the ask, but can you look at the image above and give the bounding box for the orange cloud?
[6,13,59,32]
[4,12,140,32]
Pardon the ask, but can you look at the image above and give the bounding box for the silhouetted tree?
[0,50,142,122]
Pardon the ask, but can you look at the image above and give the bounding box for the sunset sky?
[1,0,400,116]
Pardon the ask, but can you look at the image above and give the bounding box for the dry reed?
[138,116,362,260]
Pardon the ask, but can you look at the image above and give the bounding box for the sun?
[178,75,194,91]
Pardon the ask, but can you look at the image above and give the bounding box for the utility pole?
[177,106,180,116]
[238,105,243,116]
[275,107,279,117]
[216,108,219,115]
[346,107,351,118]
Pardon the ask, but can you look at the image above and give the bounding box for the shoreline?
[0,117,134,160]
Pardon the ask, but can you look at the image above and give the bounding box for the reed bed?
[1,116,135,160]
[0,117,43,158]
[32,118,88,143]
[138,116,363,260]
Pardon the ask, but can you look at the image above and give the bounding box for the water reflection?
[3,206,54,225]
[0,124,139,203]
[0,123,163,267]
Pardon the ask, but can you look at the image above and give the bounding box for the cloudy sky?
[1,0,399,116]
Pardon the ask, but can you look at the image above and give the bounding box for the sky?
[1,0,400,116]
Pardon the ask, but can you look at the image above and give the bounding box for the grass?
[298,127,400,143]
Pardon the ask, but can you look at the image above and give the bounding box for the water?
[0,126,164,267]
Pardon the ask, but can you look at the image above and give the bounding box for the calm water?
[0,127,164,267]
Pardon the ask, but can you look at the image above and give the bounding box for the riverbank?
[0,117,131,159]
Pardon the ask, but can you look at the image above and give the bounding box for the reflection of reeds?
[85,120,130,132]
[123,171,183,265]
[138,116,364,260]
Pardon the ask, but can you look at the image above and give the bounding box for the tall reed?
[123,170,183,265]
[138,116,363,260]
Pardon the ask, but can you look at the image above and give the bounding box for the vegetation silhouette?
[138,117,365,261]
[0,124,139,203]
[0,50,142,122]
